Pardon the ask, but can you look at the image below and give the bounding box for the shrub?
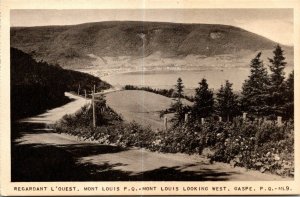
[210,119,294,176]
[54,106,294,177]
[54,105,155,148]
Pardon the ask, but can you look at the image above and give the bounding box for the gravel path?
[19,92,91,124]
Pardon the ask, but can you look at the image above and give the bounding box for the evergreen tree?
[175,77,184,104]
[171,78,185,126]
[241,52,270,116]
[269,44,287,87]
[191,78,214,119]
[216,80,239,121]
[283,70,294,119]
[268,44,287,116]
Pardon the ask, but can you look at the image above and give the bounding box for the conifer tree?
[269,45,287,87]
[216,80,239,121]
[191,78,214,119]
[171,78,185,126]
[268,44,287,116]
[284,70,294,119]
[241,52,269,116]
[175,77,184,104]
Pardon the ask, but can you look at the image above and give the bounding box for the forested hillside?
[11,48,110,119]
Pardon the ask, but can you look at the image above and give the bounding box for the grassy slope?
[105,90,192,130]
[11,21,291,68]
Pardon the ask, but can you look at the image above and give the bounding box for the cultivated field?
[105,90,192,130]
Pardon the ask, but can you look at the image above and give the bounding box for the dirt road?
[19,92,91,124]
[12,92,291,181]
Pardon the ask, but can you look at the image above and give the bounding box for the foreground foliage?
[54,103,156,148]
[54,105,294,177]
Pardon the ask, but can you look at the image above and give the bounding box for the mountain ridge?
[11,21,293,69]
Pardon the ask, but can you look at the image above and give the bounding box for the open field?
[105,90,192,130]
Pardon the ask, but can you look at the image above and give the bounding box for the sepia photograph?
[1,0,300,195]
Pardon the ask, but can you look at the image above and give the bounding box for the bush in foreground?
[209,119,294,176]
[54,106,294,177]
[54,104,155,148]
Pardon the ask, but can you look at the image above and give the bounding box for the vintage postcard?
[0,0,300,195]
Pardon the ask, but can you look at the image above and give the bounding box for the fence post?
[164,117,168,131]
[184,113,189,123]
[243,112,247,121]
[277,116,282,126]
[84,89,87,99]
[201,118,205,125]
[218,116,222,122]
[258,118,262,125]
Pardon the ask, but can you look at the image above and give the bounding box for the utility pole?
[78,84,81,95]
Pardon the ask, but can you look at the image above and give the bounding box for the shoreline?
[74,67,250,78]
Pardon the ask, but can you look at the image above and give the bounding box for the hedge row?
[54,106,294,177]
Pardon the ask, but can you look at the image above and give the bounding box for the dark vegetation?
[241,45,294,119]
[123,85,194,102]
[54,102,155,148]
[55,103,294,177]
[191,78,214,119]
[11,47,110,119]
[54,44,294,177]
[10,19,294,180]
[170,45,294,124]
[162,45,294,176]
[162,118,294,177]
[11,21,292,68]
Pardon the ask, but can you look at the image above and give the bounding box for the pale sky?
[11,9,293,46]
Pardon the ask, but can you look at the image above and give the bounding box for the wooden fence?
[162,112,284,131]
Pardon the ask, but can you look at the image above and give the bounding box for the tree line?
[172,45,294,125]
[123,85,194,102]
[11,48,110,119]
